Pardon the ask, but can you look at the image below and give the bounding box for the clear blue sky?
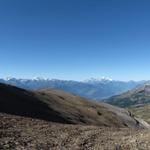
[0,0,150,81]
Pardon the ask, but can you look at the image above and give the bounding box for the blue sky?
[0,0,150,81]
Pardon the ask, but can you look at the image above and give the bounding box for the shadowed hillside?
[0,83,149,128]
[0,83,70,123]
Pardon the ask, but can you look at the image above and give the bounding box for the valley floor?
[0,113,150,150]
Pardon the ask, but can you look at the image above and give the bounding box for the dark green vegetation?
[0,83,149,128]
[104,84,150,108]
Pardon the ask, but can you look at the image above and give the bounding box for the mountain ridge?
[104,83,150,108]
[0,77,146,100]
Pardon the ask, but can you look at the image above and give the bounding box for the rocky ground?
[0,113,150,150]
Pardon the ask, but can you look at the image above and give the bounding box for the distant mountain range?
[0,77,146,100]
[104,83,150,107]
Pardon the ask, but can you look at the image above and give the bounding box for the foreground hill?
[0,83,149,128]
[104,84,150,108]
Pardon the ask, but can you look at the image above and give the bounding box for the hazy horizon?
[1,0,150,81]
[0,76,149,82]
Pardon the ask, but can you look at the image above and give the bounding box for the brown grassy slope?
[0,83,149,128]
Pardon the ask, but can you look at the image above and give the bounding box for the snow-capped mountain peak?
[84,77,113,83]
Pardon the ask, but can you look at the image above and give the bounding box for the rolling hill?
[0,83,149,128]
